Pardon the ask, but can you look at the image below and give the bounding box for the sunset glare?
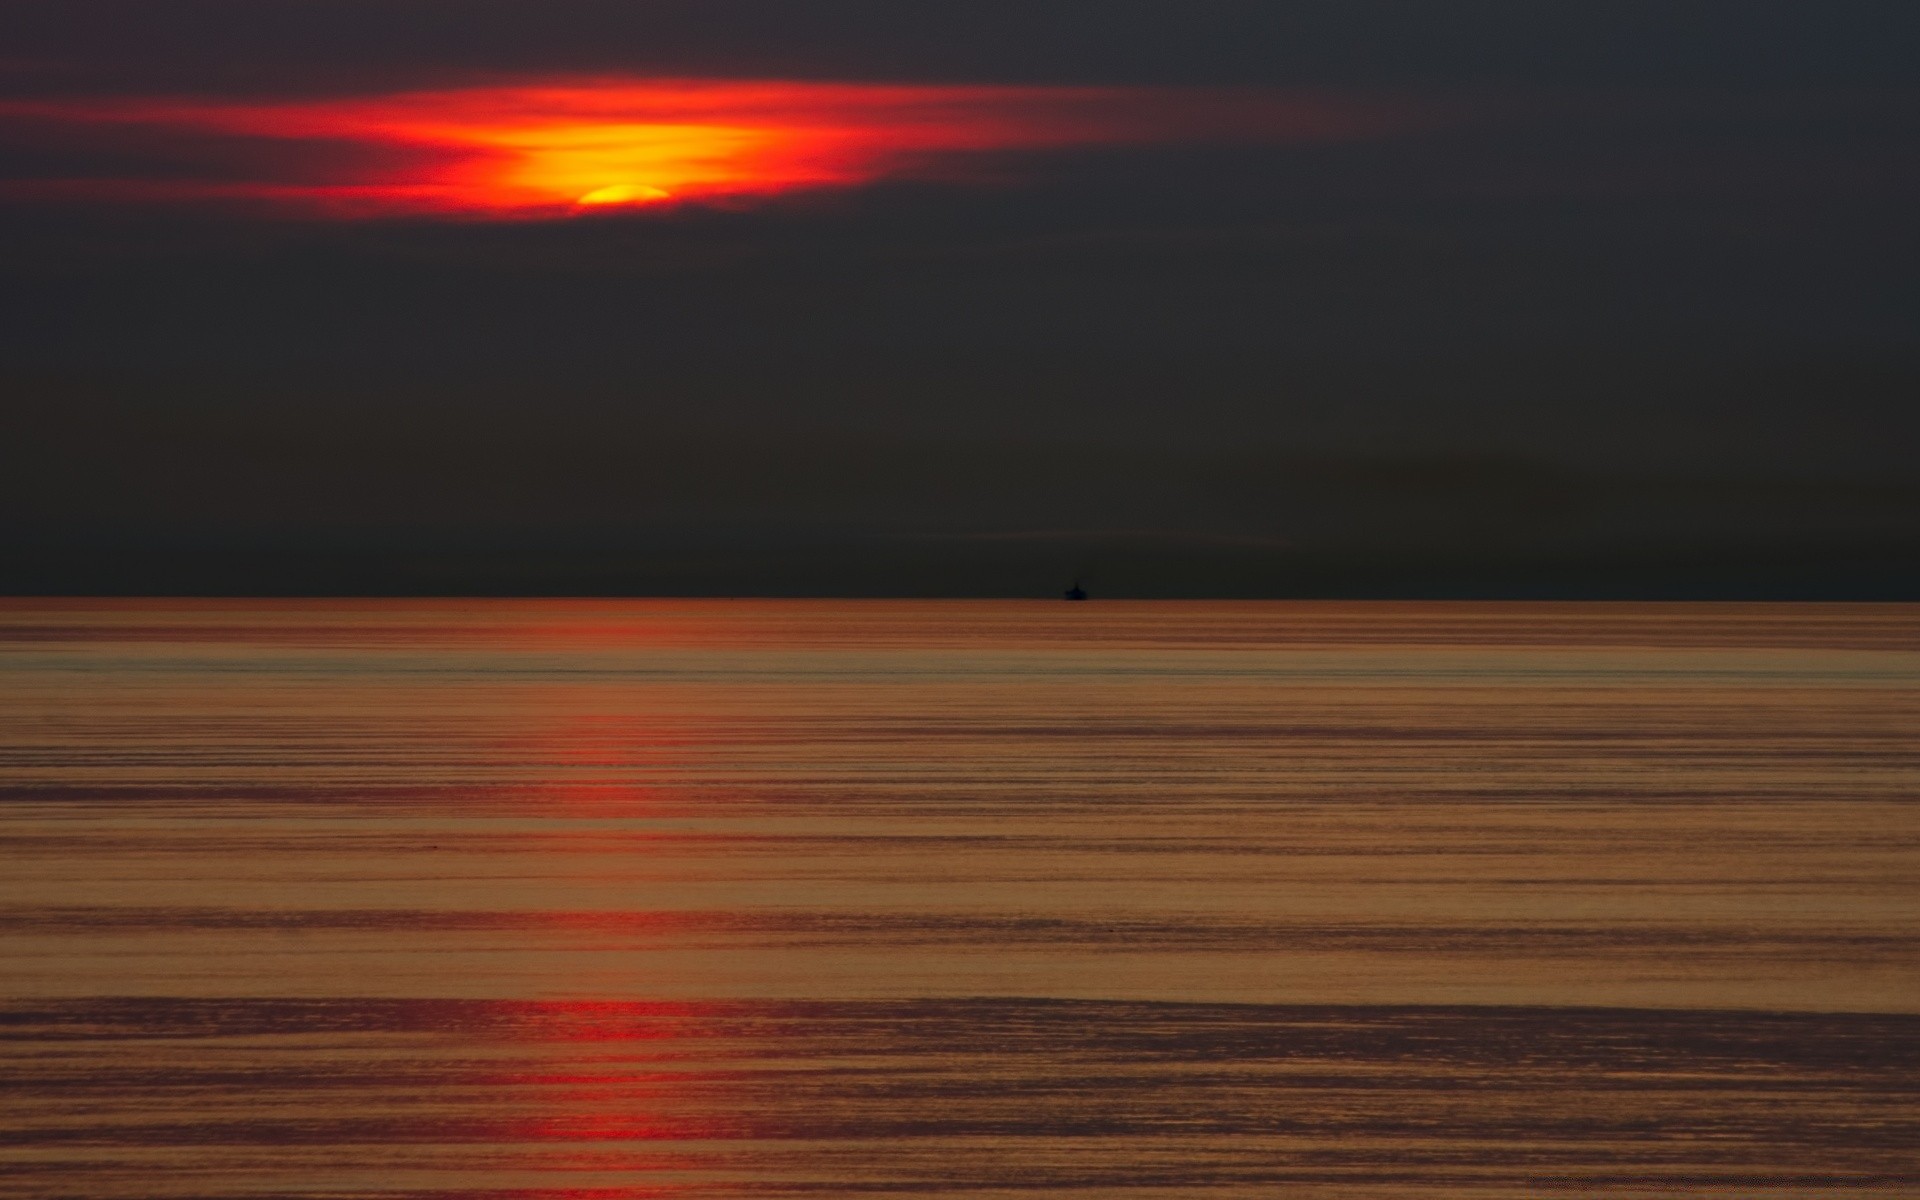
[0,78,1418,218]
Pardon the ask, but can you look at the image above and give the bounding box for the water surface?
[2,600,1915,1195]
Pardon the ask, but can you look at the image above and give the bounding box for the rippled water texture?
[2,599,1915,1196]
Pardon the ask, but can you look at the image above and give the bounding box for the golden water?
[2,600,1915,1196]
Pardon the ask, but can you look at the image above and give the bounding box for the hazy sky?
[3,1,1916,595]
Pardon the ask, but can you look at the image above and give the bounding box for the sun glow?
[575,183,675,207]
[0,79,1429,218]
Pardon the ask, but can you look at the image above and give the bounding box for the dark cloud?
[7,349,1916,596]
[4,1,1916,94]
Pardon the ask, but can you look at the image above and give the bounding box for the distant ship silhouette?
[1064,581,1088,601]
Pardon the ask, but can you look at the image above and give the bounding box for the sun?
[574,183,673,207]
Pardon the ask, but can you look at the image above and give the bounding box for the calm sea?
[1,599,1915,1197]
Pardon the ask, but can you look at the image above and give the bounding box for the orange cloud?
[0,79,1428,218]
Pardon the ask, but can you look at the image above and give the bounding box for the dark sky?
[3,1,1917,596]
